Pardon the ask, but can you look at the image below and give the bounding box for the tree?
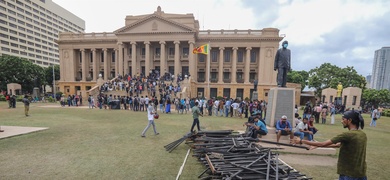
[43,65,60,92]
[307,63,366,97]
[362,89,390,107]
[287,70,309,91]
[0,55,45,93]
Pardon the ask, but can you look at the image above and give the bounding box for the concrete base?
[265,88,295,127]
[0,126,48,139]
[33,87,39,98]
[251,91,258,101]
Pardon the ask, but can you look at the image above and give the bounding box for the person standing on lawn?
[141,103,159,137]
[299,110,367,180]
[22,95,30,116]
[190,101,203,133]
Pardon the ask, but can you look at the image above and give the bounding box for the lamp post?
[53,64,56,102]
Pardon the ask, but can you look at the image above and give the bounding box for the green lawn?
[0,102,389,179]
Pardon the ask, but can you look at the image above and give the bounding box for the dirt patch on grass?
[279,154,337,166]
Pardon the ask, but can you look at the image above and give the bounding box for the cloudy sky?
[53,0,390,77]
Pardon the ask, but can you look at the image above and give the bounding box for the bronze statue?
[274,40,291,87]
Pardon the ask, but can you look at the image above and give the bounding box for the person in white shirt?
[293,118,313,141]
[231,101,240,117]
[214,100,219,116]
[141,103,159,137]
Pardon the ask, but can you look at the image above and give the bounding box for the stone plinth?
[33,87,39,98]
[265,88,295,127]
[252,91,258,101]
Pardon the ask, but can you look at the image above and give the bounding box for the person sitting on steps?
[244,116,268,139]
[276,115,294,144]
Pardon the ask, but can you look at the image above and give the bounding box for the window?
[223,88,231,99]
[237,50,244,62]
[330,96,333,103]
[249,72,256,82]
[198,54,205,62]
[197,72,205,82]
[352,96,357,106]
[223,72,230,80]
[9,29,17,35]
[250,51,257,63]
[101,52,104,62]
[169,47,174,55]
[111,51,115,62]
[211,72,217,81]
[155,48,160,55]
[211,50,218,62]
[224,50,231,62]
[0,40,9,45]
[182,47,189,55]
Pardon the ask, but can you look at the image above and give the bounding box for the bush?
[16,95,24,102]
[0,94,5,101]
[47,96,55,103]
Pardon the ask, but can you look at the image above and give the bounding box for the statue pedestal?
[251,91,258,101]
[33,87,39,98]
[265,88,295,127]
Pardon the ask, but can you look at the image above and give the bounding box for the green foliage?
[0,55,45,93]
[16,95,24,102]
[47,96,55,103]
[308,63,366,97]
[217,96,223,100]
[0,94,5,101]
[43,65,60,88]
[362,89,390,107]
[287,70,309,91]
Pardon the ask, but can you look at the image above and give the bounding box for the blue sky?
[54,0,390,77]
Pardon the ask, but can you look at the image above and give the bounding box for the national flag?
[192,44,209,55]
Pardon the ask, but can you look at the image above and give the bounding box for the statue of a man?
[253,79,258,92]
[274,40,291,87]
[337,82,343,97]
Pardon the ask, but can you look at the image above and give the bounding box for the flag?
[192,44,209,55]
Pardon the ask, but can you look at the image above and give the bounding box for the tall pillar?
[81,49,86,81]
[174,41,180,76]
[123,43,128,75]
[232,47,238,83]
[103,48,108,80]
[92,48,97,81]
[218,47,224,83]
[131,42,137,77]
[118,42,123,76]
[159,41,166,75]
[144,41,150,76]
[188,41,195,80]
[245,47,252,84]
[114,48,118,77]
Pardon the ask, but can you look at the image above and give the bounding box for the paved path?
[0,126,48,139]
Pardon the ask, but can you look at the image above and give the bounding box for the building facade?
[0,0,85,66]
[57,7,299,100]
[370,47,390,90]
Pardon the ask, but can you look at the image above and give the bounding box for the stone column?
[92,48,97,81]
[159,41,166,75]
[144,41,150,76]
[131,42,137,77]
[245,47,252,84]
[174,41,180,76]
[188,41,195,81]
[114,48,118,77]
[81,49,86,81]
[218,47,224,83]
[232,47,238,83]
[103,48,108,80]
[118,42,123,76]
[123,43,128,75]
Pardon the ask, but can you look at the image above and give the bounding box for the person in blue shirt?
[276,115,294,143]
[245,116,268,138]
[225,99,231,117]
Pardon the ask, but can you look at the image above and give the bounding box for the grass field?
[0,102,389,179]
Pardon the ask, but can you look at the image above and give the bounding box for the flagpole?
[207,43,210,99]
